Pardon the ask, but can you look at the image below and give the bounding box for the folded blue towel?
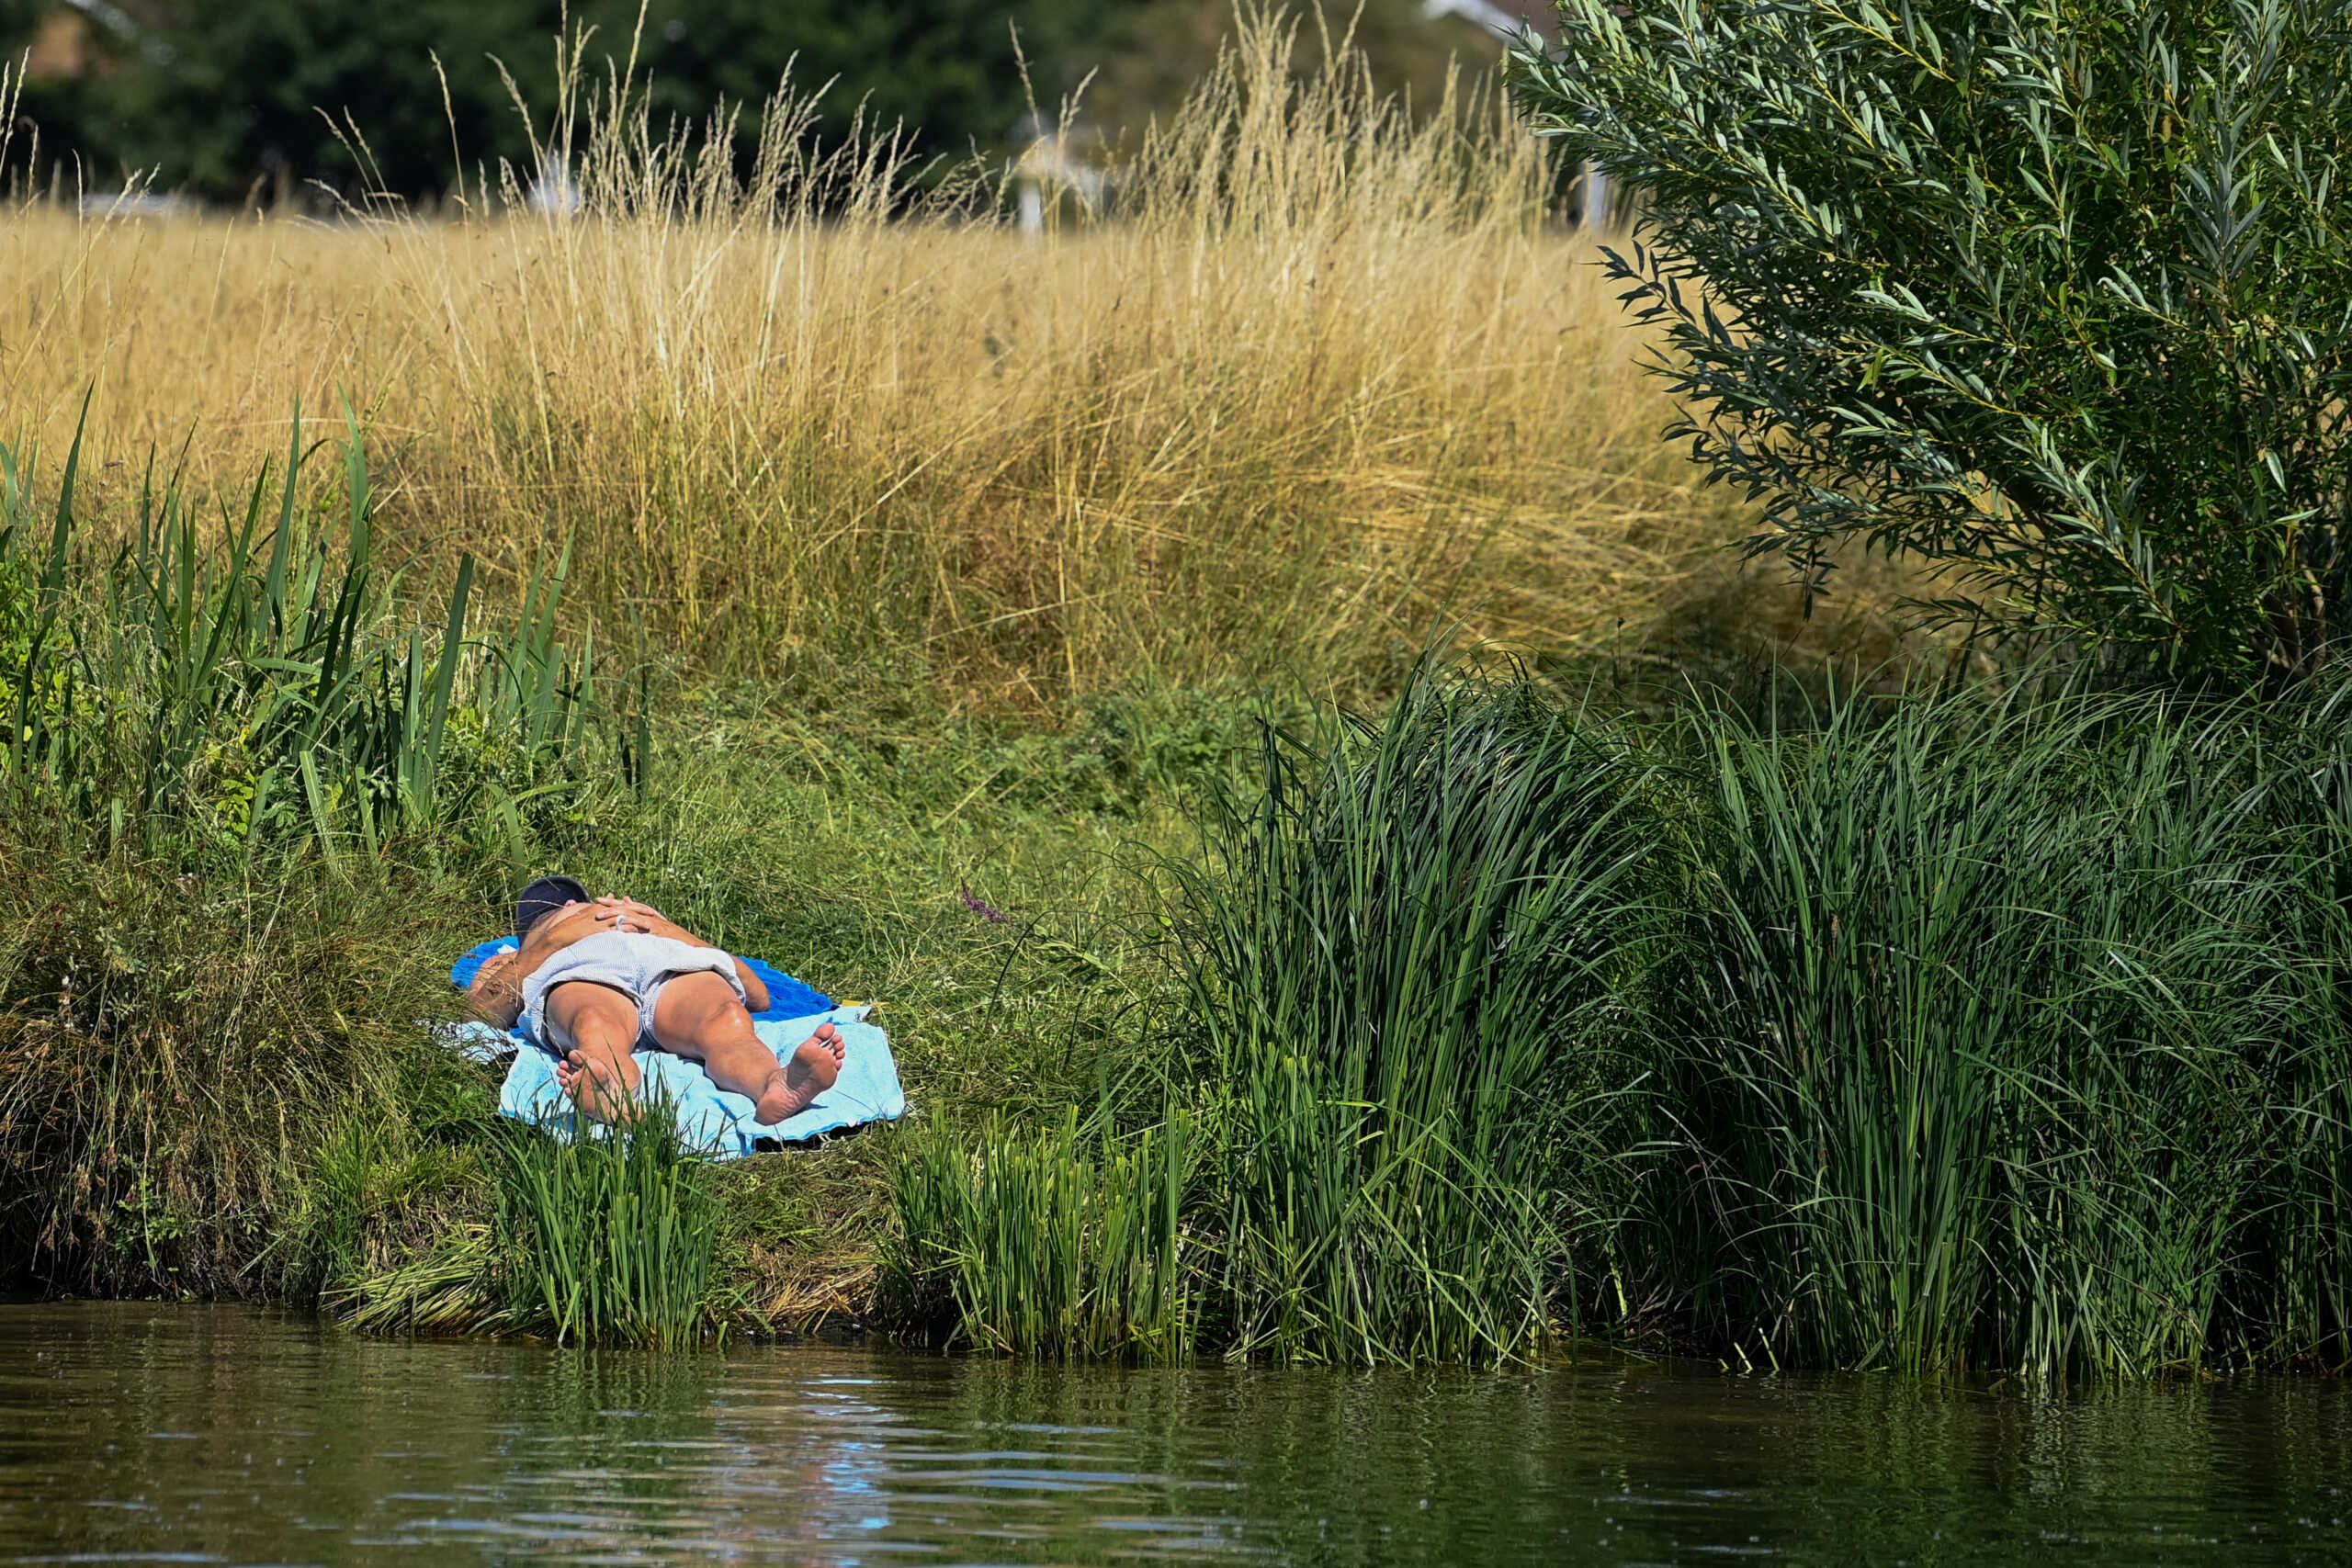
[444,938,907,1156]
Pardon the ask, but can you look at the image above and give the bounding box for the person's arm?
[467,950,526,1030]
[597,897,772,1011]
[469,904,622,1028]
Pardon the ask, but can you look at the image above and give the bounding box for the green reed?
[492,1101,727,1348]
[1675,676,2352,1378]
[886,661,2352,1377]
[1160,670,1671,1363]
[0,396,624,867]
[884,1107,1193,1359]
[888,667,1675,1365]
[0,398,646,1297]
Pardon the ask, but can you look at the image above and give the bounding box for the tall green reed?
[1161,665,1672,1363]
[889,661,2352,1378]
[492,1101,728,1348]
[2241,677,2352,1370]
[1682,680,2339,1377]
[883,1108,1193,1359]
[0,398,627,867]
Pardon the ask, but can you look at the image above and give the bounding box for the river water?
[2,1303,2347,1565]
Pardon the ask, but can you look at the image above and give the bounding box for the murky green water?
[2,1303,2348,1565]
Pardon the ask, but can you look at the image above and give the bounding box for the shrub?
[1510,1,2352,682]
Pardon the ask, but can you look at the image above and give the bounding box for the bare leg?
[650,971,843,1123]
[544,980,644,1124]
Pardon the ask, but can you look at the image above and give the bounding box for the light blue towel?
[484,1004,905,1156]
[441,936,907,1156]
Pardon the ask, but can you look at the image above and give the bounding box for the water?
[1,1303,2346,1565]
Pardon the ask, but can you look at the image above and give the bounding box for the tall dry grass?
[0,17,1859,701]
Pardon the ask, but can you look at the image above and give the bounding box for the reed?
[879,662,2352,1377]
[1679,686,2309,1375]
[492,1099,729,1348]
[0,401,626,867]
[0,412,634,1295]
[885,661,1676,1362]
[1162,663,1670,1360]
[883,1107,1193,1359]
[324,1101,738,1346]
[1541,671,2351,1378]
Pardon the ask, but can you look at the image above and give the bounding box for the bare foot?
[554,1049,638,1124]
[753,1022,845,1122]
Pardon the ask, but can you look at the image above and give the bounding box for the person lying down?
[467,874,844,1125]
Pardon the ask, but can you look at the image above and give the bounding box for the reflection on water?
[0,1303,2346,1565]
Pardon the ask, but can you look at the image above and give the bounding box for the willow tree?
[1510,1,2352,683]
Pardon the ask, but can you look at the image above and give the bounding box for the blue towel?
[450,937,834,1022]
[445,938,907,1156]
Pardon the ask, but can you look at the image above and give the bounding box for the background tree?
[1510,0,2352,684]
[5,2,1514,203]
[2,0,1125,201]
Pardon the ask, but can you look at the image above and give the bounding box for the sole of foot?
[754,1021,845,1123]
[555,1048,641,1124]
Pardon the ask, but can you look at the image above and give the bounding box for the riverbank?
[10,18,2347,1382]
[6,506,2347,1378]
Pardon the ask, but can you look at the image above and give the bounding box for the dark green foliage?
[1509,2,2352,682]
[6,0,1123,201]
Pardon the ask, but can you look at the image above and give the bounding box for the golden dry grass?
[0,17,1894,702]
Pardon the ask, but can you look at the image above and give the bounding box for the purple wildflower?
[960,884,1008,923]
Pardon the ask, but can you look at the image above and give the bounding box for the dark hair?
[515,874,590,941]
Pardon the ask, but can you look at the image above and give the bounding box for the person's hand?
[595,895,665,932]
